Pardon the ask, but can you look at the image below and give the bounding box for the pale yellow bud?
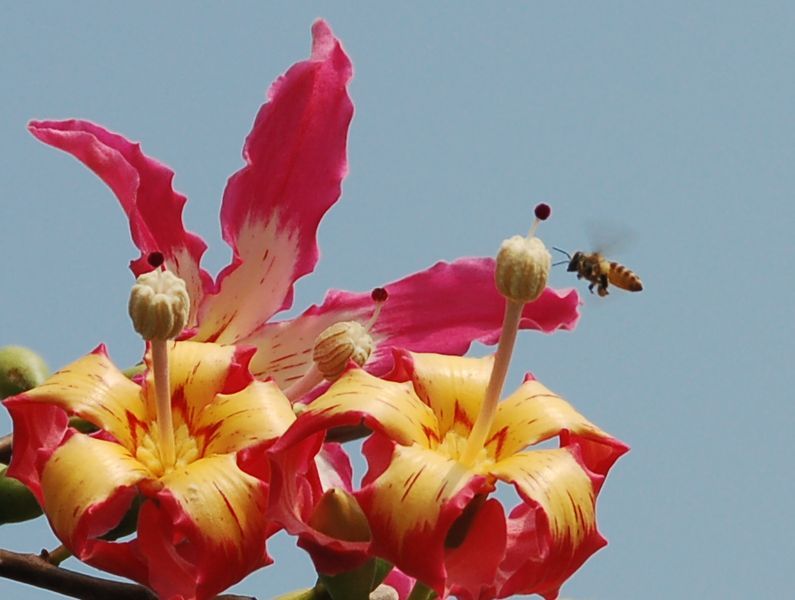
[308,488,371,542]
[128,270,190,341]
[313,321,373,381]
[495,235,551,303]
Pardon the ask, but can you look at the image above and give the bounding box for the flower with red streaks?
[275,350,628,599]
[28,20,579,401]
[4,341,296,599]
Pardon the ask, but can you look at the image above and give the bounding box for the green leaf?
[407,581,437,600]
[372,558,393,589]
[319,559,378,600]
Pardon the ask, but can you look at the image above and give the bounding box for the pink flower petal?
[492,446,608,599]
[134,454,272,600]
[269,433,372,575]
[196,20,354,344]
[382,568,416,600]
[445,498,506,600]
[242,258,580,390]
[28,119,212,326]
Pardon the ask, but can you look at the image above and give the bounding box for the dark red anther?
[147,252,165,268]
[534,203,551,221]
[371,287,388,303]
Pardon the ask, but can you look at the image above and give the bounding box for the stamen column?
[128,256,190,472]
[461,204,552,466]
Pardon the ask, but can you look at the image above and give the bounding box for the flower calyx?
[128,263,190,341]
[495,203,552,304]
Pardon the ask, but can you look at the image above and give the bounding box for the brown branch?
[0,548,257,599]
[0,433,11,465]
[0,548,156,599]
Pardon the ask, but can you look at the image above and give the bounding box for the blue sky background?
[1,2,793,599]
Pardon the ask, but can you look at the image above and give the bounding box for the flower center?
[438,431,493,471]
[135,423,200,478]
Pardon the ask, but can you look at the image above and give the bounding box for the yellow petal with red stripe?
[364,443,474,548]
[158,453,269,557]
[491,449,595,548]
[25,350,144,452]
[303,369,439,447]
[401,352,493,438]
[143,341,238,425]
[488,379,610,460]
[196,380,296,455]
[41,433,150,547]
[358,442,487,592]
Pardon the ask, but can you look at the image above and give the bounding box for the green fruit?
[0,346,49,399]
[0,464,43,523]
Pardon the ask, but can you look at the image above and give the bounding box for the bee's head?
[567,251,584,272]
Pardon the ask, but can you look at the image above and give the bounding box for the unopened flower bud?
[495,235,551,303]
[313,322,374,381]
[308,488,371,542]
[128,269,190,341]
[0,346,49,399]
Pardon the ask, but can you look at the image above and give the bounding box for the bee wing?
[585,219,637,256]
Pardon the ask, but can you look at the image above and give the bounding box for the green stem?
[43,544,72,566]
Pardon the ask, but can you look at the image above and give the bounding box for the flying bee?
[553,248,643,297]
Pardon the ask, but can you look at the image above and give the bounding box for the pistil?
[287,288,388,402]
[150,339,175,468]
[128,254,190,472]
[461,204,551,466]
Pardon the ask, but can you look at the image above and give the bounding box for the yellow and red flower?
[4,341,297,600]
[274,349,628,599]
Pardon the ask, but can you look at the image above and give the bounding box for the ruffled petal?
[241,258,580,389]
[489,378,611,459]
[143,341,250,428]
[39,433,150,551]
[135,453,272,600]
[28,119,211,325]
[357,440,490,596]
[390,350,493,440]
[271,434,373,575]
[196,20,354,344]
[5,346,145,454]
[490,448,605,599]
[445,497,506,600]
[276,368,439,449]
[195,380,295,455]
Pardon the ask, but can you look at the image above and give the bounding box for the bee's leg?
[598,285,609,297]
[588,282,595,294]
